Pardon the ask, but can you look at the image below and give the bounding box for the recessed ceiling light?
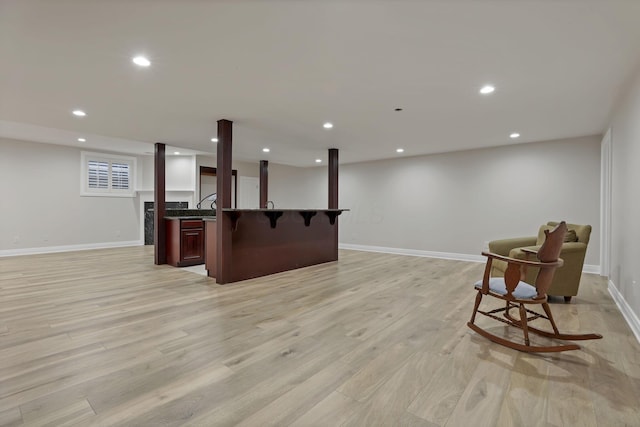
[174,151,180,155]
[479,85,495,95]
[396,148,405,153]
[211,137,218,142]
[323,122,333,129]
[132,56,151,67]
[510,132,521,139]
[262,148,270,153]
[315,159,322,163]
[77,137,86,142]
[72,110,86,117]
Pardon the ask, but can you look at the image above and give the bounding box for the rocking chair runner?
[467,221,602,352]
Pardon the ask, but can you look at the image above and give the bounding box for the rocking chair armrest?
[520,247,539,262]
[481,251,564,268]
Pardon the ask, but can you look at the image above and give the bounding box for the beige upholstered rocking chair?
[467,221,602,352]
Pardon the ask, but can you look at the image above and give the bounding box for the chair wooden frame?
[467,222,602,352]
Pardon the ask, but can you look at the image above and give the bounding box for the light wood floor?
[1,247,639,427]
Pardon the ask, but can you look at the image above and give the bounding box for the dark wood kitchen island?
[205,209,346,283]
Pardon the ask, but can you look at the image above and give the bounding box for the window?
[87,160,109,189]
[81,151,136,197]
[111,162,130,190]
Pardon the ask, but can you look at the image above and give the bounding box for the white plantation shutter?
[81,152,136,197]
[88,160,109,189]
[111,162,130,190]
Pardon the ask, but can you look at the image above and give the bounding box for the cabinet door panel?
[181,229,204,261]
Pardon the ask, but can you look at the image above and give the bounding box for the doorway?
[199,166,237,208]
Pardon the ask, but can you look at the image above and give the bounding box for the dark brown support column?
[328,148,339,209]
[154,142,166,265]
[259,160,268,208]
[216,119,233,284]
[328,148,339,259]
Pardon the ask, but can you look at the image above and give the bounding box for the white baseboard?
[583,264,600,274]
[608,280,640,344]
[0,240,144,258]
[338,243,486,263]
[339,243,601,274]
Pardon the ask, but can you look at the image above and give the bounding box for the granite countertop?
[165,216,216,220]
[164,209,216,217]
[220,208,348,212]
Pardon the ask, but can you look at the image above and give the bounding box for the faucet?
[265,200,274,209]
[197,193,217,209]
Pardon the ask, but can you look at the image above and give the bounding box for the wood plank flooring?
[0,246,638,426]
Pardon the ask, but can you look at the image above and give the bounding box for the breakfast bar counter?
[205,209,346,283]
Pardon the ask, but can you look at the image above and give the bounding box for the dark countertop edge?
[151,209,215,212]
[164,209,216,217]
[220,208,349,212]
[165,216,216,220]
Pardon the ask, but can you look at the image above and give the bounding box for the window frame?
[81,151,137,197]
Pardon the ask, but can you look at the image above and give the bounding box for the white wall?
[0,137,142,253]
[139,153,258,209]
[138,154,198,214]
[195,154,260,178]
[269,163,327,209]
[269,136,602,266]
[194,154,260,207]
[0,144,241,252]
[0,135,602,269]
[608,67,640,336]
[139,154,196,192]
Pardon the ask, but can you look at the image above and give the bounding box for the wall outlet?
[13,236,19,244]
[115,230,121,237]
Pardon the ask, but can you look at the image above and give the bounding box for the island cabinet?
[206,209,346,283]
[166,218,205,267]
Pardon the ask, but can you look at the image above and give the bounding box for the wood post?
[154,142,166,265]
[328,148,338,209]
[259,160,268,208]
[328,148,339,259]
[216,119,233,284]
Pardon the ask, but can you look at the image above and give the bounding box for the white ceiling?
[1,0,640,166]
